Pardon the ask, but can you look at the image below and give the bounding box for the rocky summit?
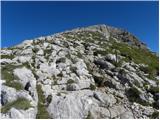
[0,24,159,119]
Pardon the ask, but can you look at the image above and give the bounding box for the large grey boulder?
[94,58,115,70]
[1,86,17,105]
[13,67,38,103]
[93,91,117,107]
[120,110,134,119]
[105,54,117,62]
[21,48,33,55]
[108,105,127,118]
[66,83,80,91]
[8,107,37,119]
[89,105,110,119]
[47,90,94,118]
[14,67,36,87]
[15,56,32,63]
[37,49,44,55]
[0,59,16,65]
[123,63,136,72]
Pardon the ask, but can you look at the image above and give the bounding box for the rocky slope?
[0,24,159,119]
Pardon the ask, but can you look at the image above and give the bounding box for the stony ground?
[0,25,159,119]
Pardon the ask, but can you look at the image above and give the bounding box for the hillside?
[0,24,159,119]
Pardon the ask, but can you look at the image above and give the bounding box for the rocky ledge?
[0,24,159,119]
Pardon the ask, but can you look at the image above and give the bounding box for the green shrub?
[53,80,58,85]
[150,111,159,119]
[1,98,32,113]
[112,60,123,67]
[57,72,63,77]
[70,66,78,75]
[57,93,61,96]
[139,66,149,74]
[93,75,104,87]
[66,53,71,59]
[67,79,75,84]
[86,111,93,119]
[32,47,39,53]
[44,49,52,56]
[119,68,126,75]
[77,52,83,58]
[90,84,96,90]
[152,101,159,109]
[127,86,140,99]
[93,50,108,56]
[148,86,159,94]
[127,86,149,106]
[23,62,31,69]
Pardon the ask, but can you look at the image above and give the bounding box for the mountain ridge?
[6,24,147,50]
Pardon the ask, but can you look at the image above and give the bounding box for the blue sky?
[1,1,159,52]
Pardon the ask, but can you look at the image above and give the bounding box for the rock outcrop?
[1,24,159,119]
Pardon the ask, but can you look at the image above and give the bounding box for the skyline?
[1,1,159,52]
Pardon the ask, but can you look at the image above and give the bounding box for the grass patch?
[110,39,158,80]
[7,47,17,50]
[111,59,123,68]
[36,84,50,119]
[2,64,18,86]
[1,98,32,113]
[1,64,30,90]
[23,62,31,69]
[63,31,106,43]
[6,81,23,90]
[93,49,108,56]
[1,54,15,59]
[2,68,14,82]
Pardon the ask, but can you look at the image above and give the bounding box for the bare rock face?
[1,24,159,119]
[8,107,37,119]
[107,26,147,49]
[48,90,94,118]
